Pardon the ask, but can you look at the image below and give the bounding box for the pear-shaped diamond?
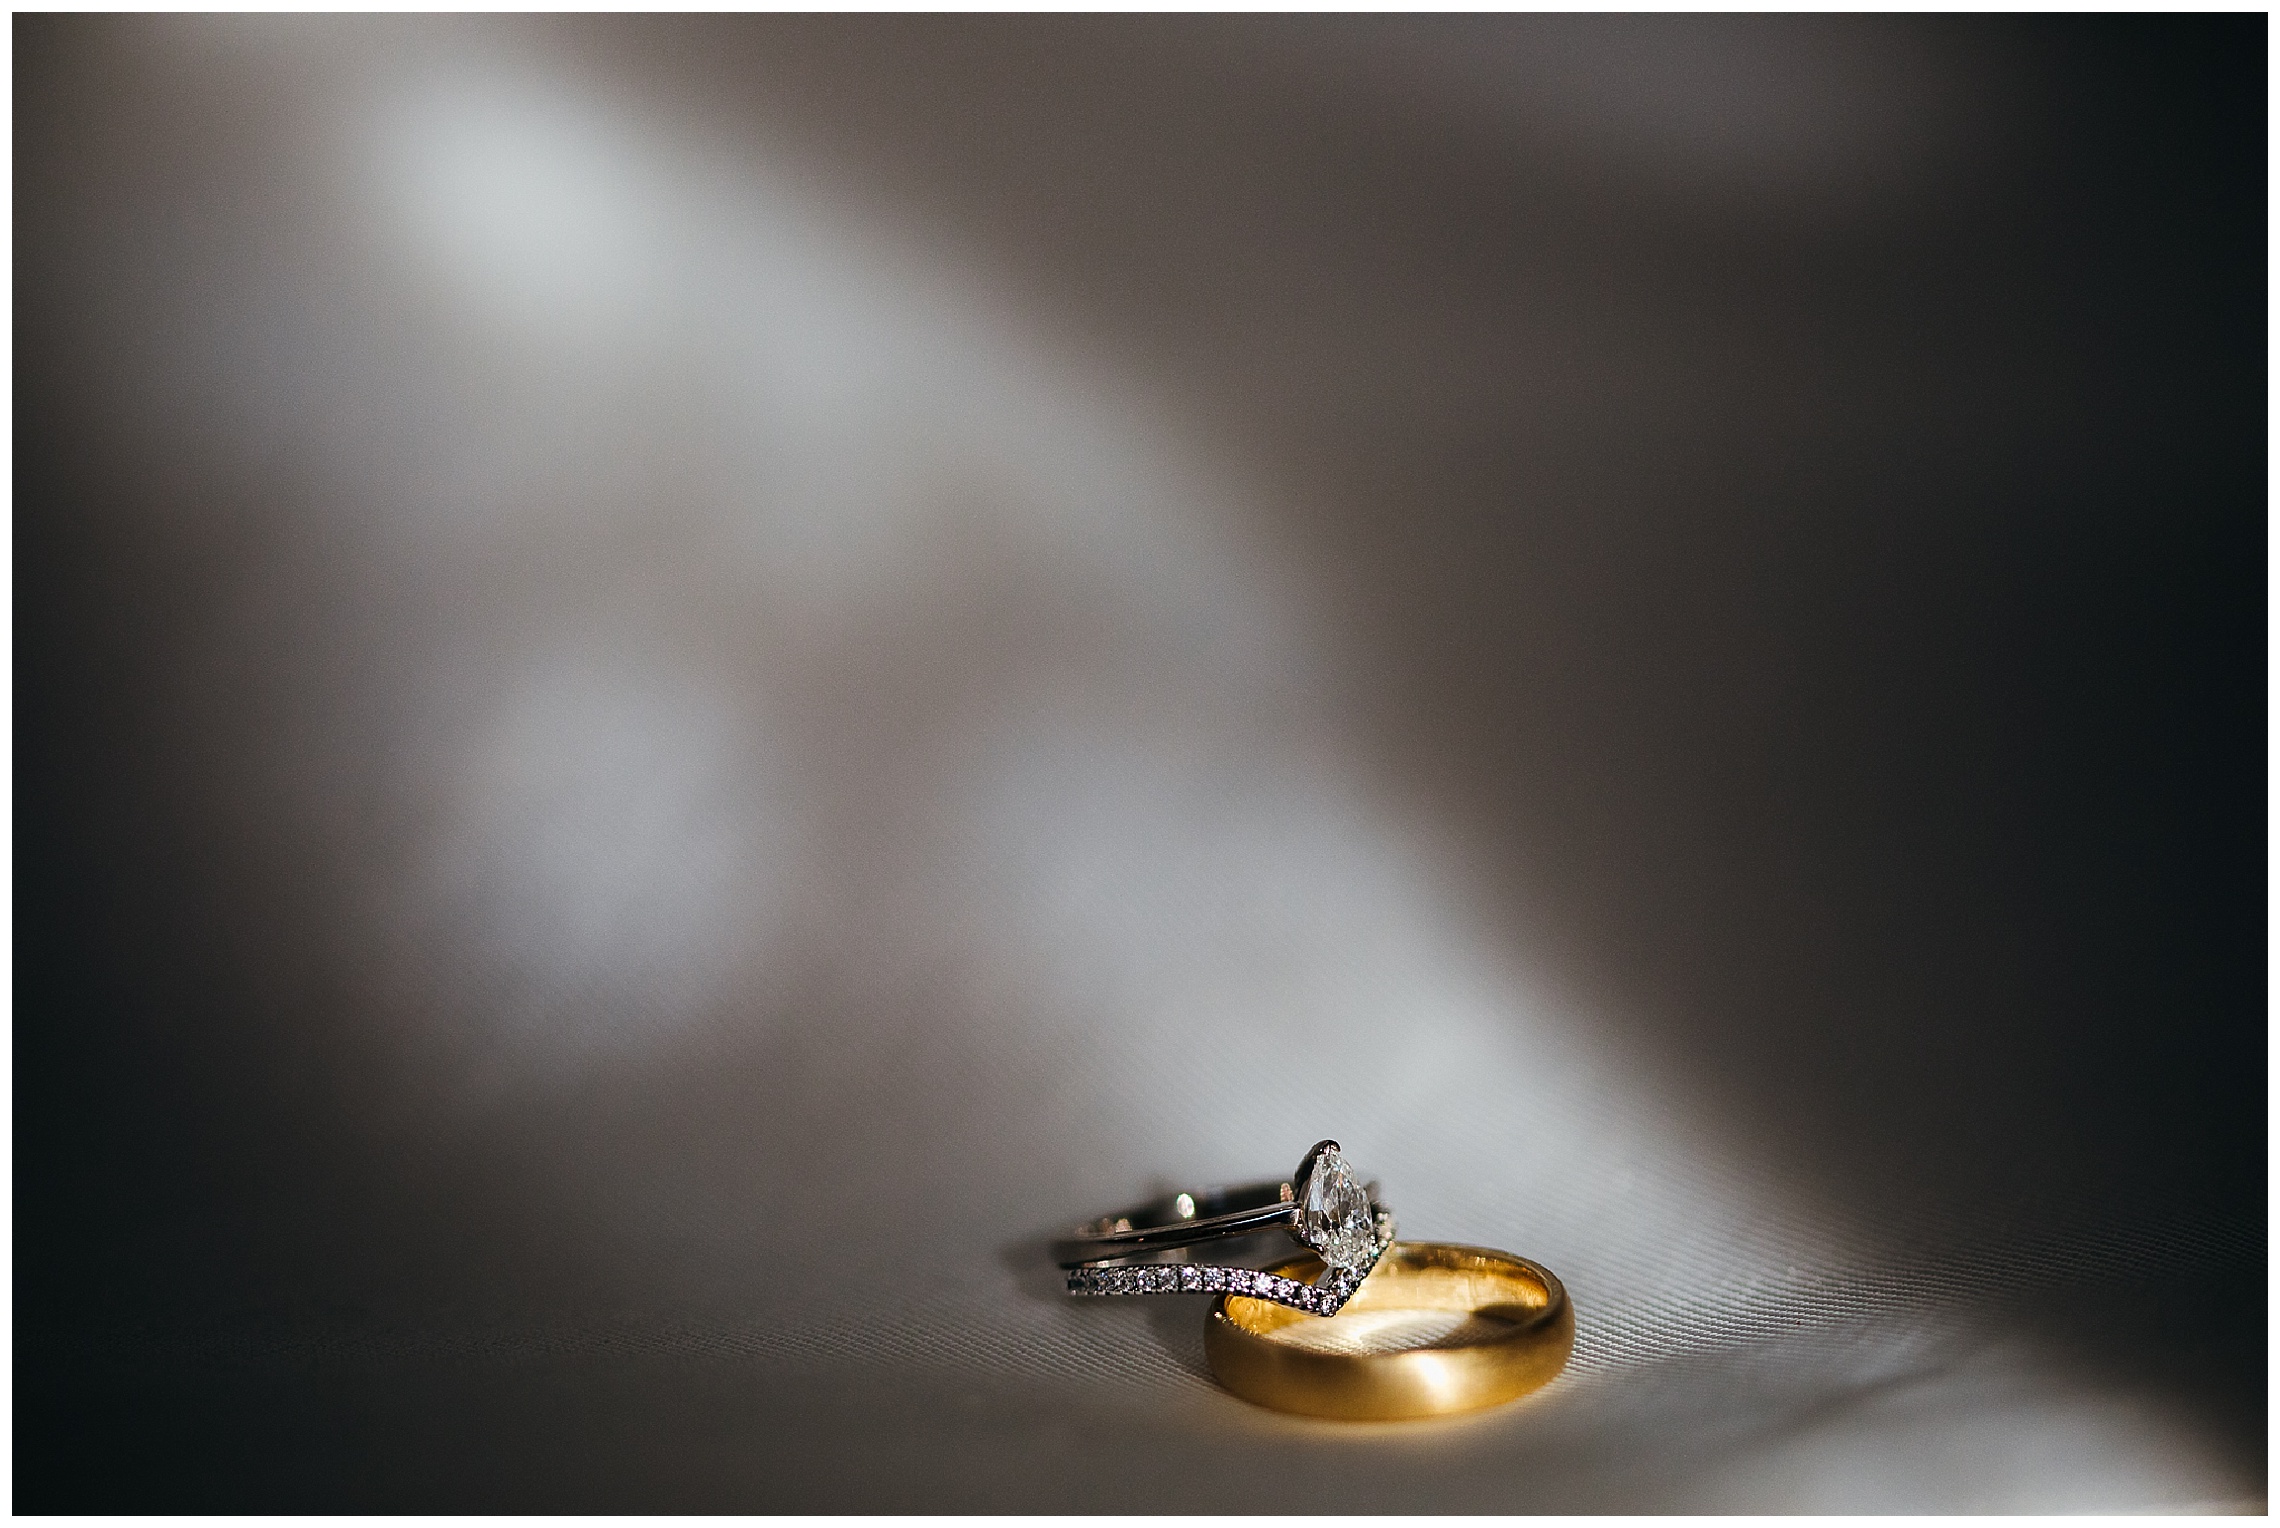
[1300,1145,1376,1270]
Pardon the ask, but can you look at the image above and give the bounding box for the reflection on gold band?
[1204,1241,1573,1421]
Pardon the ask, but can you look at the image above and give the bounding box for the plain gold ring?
[1204,1241,1573,1420]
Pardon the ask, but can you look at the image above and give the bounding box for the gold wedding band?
[1204,1241,1573,1420]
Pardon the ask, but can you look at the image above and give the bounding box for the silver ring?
[1056,1140,1395,1316]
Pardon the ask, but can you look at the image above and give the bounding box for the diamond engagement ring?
[1054,1141,1395,1316]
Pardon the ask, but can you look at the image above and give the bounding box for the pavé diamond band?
[1055,1141,1395,1316]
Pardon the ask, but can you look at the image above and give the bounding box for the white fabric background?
[16,18,2263,1511]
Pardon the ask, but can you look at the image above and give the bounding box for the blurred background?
[14,14,2264,1510]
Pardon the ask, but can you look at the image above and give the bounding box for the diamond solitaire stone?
[1300,1145,1377,1270]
